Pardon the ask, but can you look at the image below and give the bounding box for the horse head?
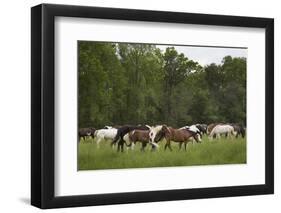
[147,125,165,143]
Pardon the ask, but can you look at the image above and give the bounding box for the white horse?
[94,128,118,148]
[209,124,236,140]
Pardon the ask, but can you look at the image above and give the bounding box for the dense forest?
[78,41,246,128]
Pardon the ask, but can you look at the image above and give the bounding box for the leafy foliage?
[78,42,246,128]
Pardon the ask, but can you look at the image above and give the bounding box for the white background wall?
[0,0,279,212]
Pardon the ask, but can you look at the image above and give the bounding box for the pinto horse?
[123,130,159,152]
[147,125,201,151]
[179,125,202,136]
[111,125,150,152]
[179,125,202,143]
[195,124,208,135]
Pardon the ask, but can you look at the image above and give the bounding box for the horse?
[94,127,118,148]
[179,125,202,143]
[103,125,122,129]
[195,124,208,135]
[207,123,226,138]
[78,127,95,142]
[147,125,201,151]
[111,125,150,152]
[230,123,246,138]
[123,130,159,152]
[209,124,236,140]
[207,123,220,135]
[179,125,202,135]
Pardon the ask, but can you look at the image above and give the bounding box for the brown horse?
[207,123,219,135]
[148,125,201,151]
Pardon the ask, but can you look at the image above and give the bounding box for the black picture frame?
[31,3,274,209]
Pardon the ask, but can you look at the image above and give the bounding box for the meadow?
[78,136,246,170]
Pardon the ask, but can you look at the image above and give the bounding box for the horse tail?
[112,131,121,144]
[123,133,132,147]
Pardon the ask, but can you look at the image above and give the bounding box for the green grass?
[78,136,246,170]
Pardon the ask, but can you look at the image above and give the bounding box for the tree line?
[78,41,246,128]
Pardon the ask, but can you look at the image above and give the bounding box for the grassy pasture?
[78,136,246,170]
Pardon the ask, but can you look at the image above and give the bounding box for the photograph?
[78,41,247,170]
[30,3,273,209]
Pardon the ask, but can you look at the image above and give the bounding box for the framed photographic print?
[31,3,274,209]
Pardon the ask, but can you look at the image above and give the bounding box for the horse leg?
[117,141,122,152]
[118,140,125,152]
[140,143,144,152]
[184,142,187,151]
[217,133,221,139]
[96,138,101,149]
[231,131,235,140]
[141,143,147,152]
[116,138,122,152]
[143,143,147,152]
[179,142,182,150]
[131,142,135,150]
[169,144,172,151]
[168,141,172,151]
[164,142,168,151]
[121,138,125,152]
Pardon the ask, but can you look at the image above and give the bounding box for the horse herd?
[79,123,245,152]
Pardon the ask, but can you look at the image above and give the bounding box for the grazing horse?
[147,125,201,151]
[209,124,236,140]
[78,128,96,142]
[94,127,118,148]
[195,124,208,135]
[123,130,159,152]
[111,125,150,152]
[207,123,220,135]
[207,123,225,138]
[230,123,246,138]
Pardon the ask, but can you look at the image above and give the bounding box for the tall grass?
[78,136,246,170]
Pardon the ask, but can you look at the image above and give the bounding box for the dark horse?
[195,124,208,135]
[78,127,96,142]
[230,123,246,138]
[111,125,150,152]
